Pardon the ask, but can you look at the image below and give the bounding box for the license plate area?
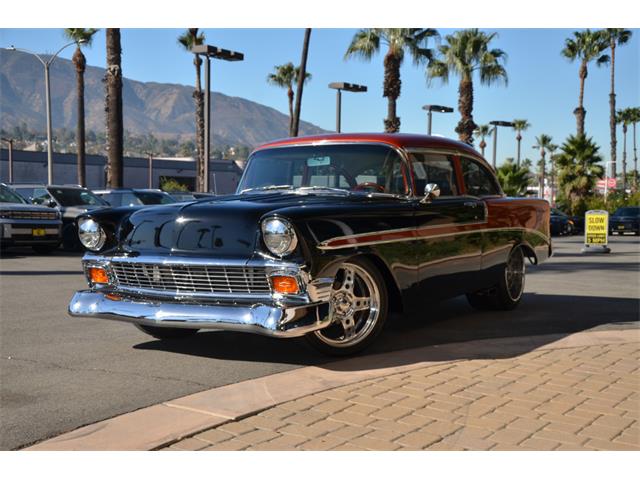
[32,228,46,237]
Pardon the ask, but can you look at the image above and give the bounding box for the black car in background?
[550,208,575,236]
[93,188,177,207]
[609,206,640,235]
[0,183,62,253]
[10,184,109,249]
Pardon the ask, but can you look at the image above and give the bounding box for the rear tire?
[305,257,388,356]
[135,324,199,340]
[466,246,526,311]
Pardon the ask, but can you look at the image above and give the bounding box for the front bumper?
[68,290,332,338]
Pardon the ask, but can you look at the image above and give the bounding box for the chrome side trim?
[68,290,331,338]
[317,226,550,250]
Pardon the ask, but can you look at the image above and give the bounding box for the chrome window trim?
[238,141,415,197]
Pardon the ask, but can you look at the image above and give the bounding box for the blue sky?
[1,28,638,165]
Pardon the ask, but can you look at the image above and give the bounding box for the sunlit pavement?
[1,235,638,450]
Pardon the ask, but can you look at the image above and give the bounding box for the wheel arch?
[356,253,405,315]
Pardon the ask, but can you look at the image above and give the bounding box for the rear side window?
[460,157,501,197]
[410,153,459,197]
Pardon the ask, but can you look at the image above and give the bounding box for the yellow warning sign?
[585,210,609,246]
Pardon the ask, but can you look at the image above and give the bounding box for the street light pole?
[328,82,367,133]
[146,152,155,188]
[489,120,515,169]
[1,138,13,183]
[192,45,244,193]
[9,41,82,185]
[422,105,453,136]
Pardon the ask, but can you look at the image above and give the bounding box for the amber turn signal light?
[88,267,109,285]
[270,275,299,295]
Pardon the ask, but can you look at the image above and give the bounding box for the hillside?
[0,48,326,147]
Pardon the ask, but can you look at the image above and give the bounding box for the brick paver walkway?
[161,342,640,451]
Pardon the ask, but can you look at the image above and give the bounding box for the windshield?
[135,191,176,205]
[614,207,640,217]
[48,188,108,207]
[238,144,409,195]
[0,185,27,204]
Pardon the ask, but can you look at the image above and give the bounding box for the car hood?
[611,216,639,222]
[115,192,408,258]
[61,204,107,220]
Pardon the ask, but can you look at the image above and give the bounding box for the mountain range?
[0,48,327,146]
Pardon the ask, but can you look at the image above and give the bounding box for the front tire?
[467,246,526,311]
[135,324,199,340]
[305,257,388,356]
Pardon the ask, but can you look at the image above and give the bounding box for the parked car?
[0,183,62,253]
[570,214,584,235]
[68,133,552,356]
[550,208,575,236]
[163,191,197,202]
[93,188,177,207]
[609,206,640,235]
[10,183,109,249]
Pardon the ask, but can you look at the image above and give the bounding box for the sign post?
[581,210,611,254]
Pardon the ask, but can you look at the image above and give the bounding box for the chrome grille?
[110,262,271,295]
[2,210,58,220]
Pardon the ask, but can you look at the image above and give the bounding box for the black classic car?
[68,134,551,355]
[0,183,62,253]
[609,206,640,235]
[93,188,178,207]
[11,184,109,249]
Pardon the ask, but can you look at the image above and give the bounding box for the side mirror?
[421,183,440,203]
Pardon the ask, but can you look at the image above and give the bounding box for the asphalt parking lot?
[1,235,638,450]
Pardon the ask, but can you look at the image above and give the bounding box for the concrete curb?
[25,328,639,450]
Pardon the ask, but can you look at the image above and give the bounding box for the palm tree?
[617,107,635,193]
[346,28,438,133]
[105,28,123,187]
[64,28,98,187]
[496,159,531,196]
[512,119,530,167]
[533,134,553,199]
[561,30,609,139]
[474,124,491,157]
[267,63,311,135]
[556,135,604,214]
[547,143,559,206]
[292,28,312,137]
[177,29,206,191]
[427,29,507,144]
[631,107,640,192]
[603,29,632,184]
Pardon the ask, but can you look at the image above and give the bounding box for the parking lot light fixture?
[191,44,244,193]
[422,105,454,136]
[329,82,367,133]
[8,41,84,184]
[489,120,515,169]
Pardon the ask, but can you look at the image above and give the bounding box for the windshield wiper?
[239,185,293,194]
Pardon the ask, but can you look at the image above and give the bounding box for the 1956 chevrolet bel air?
[69,133,551,355]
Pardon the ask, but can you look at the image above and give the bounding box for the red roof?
[256,133,485,161]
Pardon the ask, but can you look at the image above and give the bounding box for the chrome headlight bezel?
[261,217,298,257]
[78,218,106,251]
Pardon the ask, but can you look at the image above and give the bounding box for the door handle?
[463,201,477,208]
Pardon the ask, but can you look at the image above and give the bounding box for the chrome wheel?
[314,262,381,348]
[505,247,525,302]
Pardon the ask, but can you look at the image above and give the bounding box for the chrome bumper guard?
[68,290,332,338]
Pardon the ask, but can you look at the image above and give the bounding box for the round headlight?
[261,217,297,257]
[78,218,106,251]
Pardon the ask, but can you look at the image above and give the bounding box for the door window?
[460,157,501,197]
[410,153,459,197]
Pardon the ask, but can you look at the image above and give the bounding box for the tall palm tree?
[292,28,312,137]
[64,28,98,187]
[617,107,635,193]
[177,29,206,192]
[346,28,438,133]
[547,143,559,206]
[496,159,531,196]
[561,30,609,139]
[533,134,553,199]
[512,119,530,167]
[556,135,604,214]
[267,63,311,135]
[105,28,123,187]
[474,124,491,157]
[427,29,507,144]
[603,29,632,183]
[631,107,640,192]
